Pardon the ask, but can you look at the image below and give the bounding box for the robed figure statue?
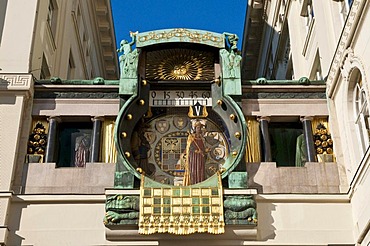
[183,121,207,185]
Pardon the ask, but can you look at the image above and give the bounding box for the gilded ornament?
[322,141,328,147]
[327,138,333,145]
[217,100,223,105]
[215,78,221,86]
[121,132,127,138]
[316,148,323,154]
[126,114,133,120]
[229,114,235,120]
[326,148,333,154]
[142,80,147,86]
[232,151,238,157]
[145,48,214,80]
[138,99,145,105]
[234,132,241,139]
[315,140,321,146]
[125,152,131,158]
[320,129,327,135]
[320,135,327,141]
[37,148,44,154]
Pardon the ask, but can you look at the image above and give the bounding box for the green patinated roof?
[243,77,325,85]
[36,77,119,85]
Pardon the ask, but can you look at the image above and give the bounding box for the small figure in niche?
[74,135,91,167]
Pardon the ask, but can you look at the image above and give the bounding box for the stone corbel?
[340,47,355,80]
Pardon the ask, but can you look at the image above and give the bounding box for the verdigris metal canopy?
[136,28,226,48]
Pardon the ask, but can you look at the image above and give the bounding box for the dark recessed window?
[269,121,307,167]
[57,122,93,167]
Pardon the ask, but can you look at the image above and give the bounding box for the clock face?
[126,89,231,186]
[149,90,212,107]
[115,40,246,187]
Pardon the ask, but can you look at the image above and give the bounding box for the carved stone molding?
[0,74,33,91]
[326,0,364,98]
[339,47,369,94]
[34,91,119,99]
[136,28,225,48]
[244,92,326,99]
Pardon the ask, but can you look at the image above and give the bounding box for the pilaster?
[301,116,317,162]
[258,116,272,162]
[0,74,33,245]
[45,116,61,163]
[91,116,103,162]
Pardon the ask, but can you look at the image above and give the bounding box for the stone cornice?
[0,74,33,97]
[326,0,365,98]
[242,77,325,85]
[35,77,119,85]
[0,74,33,90]
[242,92,326,99]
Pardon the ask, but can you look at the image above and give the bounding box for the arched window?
[352,73,370,154]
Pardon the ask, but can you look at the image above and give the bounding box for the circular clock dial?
[130,112,229,186]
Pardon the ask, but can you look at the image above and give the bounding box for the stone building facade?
[0,0,369,245]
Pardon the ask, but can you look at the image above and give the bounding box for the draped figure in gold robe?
[183,121,207,185]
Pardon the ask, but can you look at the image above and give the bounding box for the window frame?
[47,0,58,38]
[353,75,370,153]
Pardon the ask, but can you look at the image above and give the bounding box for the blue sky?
[110,0,247,50]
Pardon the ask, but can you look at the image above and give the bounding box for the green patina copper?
[224,195,257,225]
[113,29,247,188]
[136,28,225,48]
[228,172,248,189]
[104,195,140,225]
[219,33,242,96]
[244,77,325,85]
[117,33,139,95]
[36,77,119,85]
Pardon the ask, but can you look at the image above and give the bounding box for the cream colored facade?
[0,0,369,246]
[0,0,117,245]
[243,0,370,245]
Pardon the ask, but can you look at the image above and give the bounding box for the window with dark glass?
[353,75,370,154]
[268,121,307,167]
[40,54,51,79]
[57,121,93,167]
[47,0,58,37]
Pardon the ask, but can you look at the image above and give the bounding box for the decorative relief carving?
[137,28,225,48]
[104,195,140,225]
[145,49,215,81]
[327,0,362,97]
[224,195,257,225]
[34,91,119,99]
[244,92,326,99]
[0,74,32,90]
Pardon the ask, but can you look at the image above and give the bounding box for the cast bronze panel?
[146,49,215,81]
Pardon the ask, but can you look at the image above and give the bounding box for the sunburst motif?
[146,49,215,81]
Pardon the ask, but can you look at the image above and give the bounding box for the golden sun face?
[146,49,215,81]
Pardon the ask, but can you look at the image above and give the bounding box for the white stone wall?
[0,0,37,73]
[6,194,354,246]
[0,74,33,244]
[326,1,370,245]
